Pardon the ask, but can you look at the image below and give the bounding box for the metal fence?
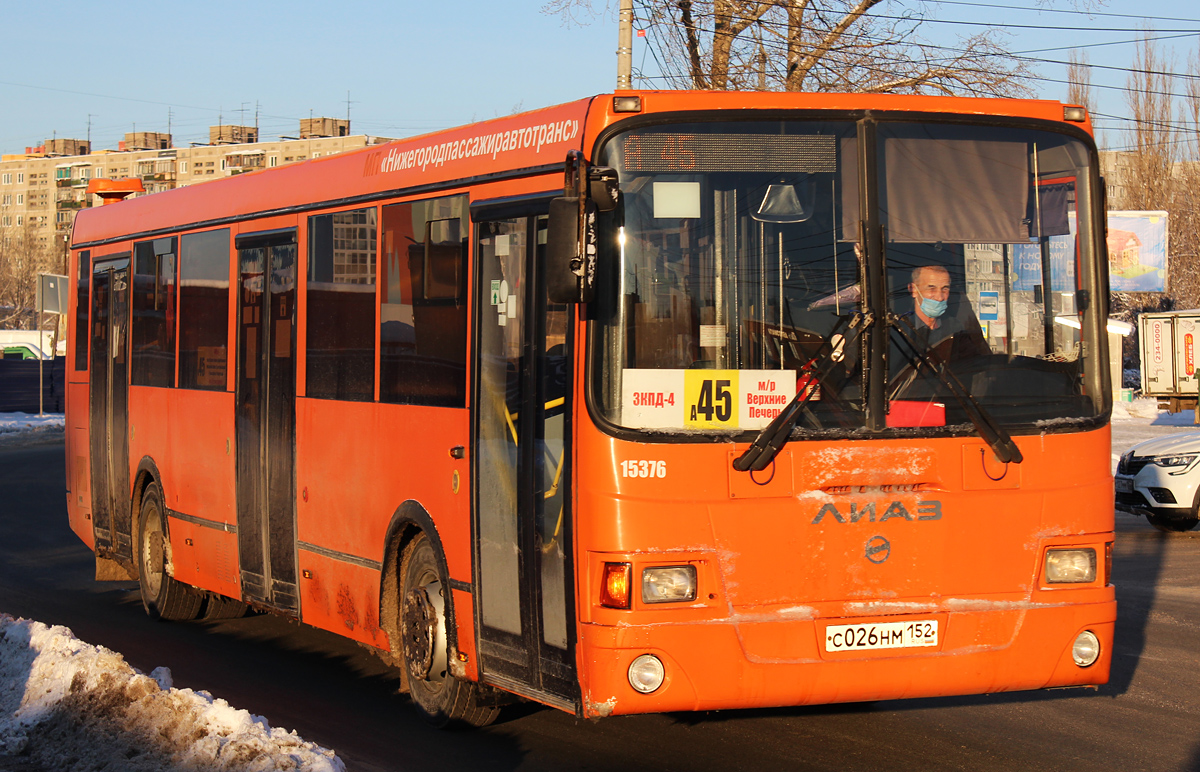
[0,358,65,413]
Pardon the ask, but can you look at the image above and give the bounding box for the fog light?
[1045,548,1096,583]
[628,654,665,693]
[642,565,697,604]
[1148,487,1177,504]
[1072,630,1100,667]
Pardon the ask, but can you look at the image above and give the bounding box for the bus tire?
[400,532,499,728]
[137,481,203,621]
[201,594,250,620]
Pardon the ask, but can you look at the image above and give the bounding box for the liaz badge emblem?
[866,535,891,564]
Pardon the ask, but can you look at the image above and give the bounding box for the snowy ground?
[0,414,64,447]
[1,414,344,771]
[0,402,1194,771]
[0,616,342,772]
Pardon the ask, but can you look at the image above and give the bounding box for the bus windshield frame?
[587,113,1108,442]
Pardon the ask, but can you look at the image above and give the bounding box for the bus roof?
[71,90,1087,249]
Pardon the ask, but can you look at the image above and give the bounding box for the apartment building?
[0,118,388,255]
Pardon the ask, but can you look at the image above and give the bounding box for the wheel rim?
[142,517,164,598]
[403,573,448,686]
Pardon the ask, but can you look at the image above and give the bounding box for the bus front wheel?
[137,481,203,621]
[400,532,499,728]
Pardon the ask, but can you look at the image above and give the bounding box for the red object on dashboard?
[886,400,946,427]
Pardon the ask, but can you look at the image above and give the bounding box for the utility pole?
[617,0,634,89]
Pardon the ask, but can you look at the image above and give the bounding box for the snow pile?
[0,614,343,772]
[0,412,65,443]
[1111,397,1197,426]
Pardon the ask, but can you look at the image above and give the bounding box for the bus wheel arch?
[134,463,202,621]
[381,502,498,727]
[130,456,166,580]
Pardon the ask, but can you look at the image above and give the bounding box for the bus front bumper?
[577,598,1116,718]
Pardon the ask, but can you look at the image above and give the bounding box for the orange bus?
[65,91,1116,726]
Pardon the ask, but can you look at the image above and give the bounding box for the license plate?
[824,620,939,652]
[1115,478,1133,493]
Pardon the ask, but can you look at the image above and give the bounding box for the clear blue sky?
[0,0,1196,154]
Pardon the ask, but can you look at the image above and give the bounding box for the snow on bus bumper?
[577,597,1115,718]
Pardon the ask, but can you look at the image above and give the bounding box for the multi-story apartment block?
[0,119,389,257]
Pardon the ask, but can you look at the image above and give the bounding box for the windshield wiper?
[733,312,869,473]
[888,314,1023,465]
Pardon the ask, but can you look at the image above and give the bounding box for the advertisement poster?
[1107,210,1168,292]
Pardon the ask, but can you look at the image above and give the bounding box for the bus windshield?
[591,118,1103,437]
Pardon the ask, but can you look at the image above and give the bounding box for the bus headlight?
[628,654,665,693]
[642,565,697,604]
[1072,631,1100,667]
[1045,548,1096,584]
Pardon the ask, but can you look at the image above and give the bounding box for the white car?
[1115,432,1200,532]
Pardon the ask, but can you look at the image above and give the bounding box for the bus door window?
[474,212,577,701]
[89,256,131,556]
[476,218,527,637]
[235,231,299,611]
[535,215,569,650]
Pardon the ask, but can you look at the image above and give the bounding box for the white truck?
[1140,309,1200,416]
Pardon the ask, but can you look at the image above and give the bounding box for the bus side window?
[306,207,377,402]
[379,195,468,407]
[179,229,230,391]
[131,236,177,388]
[74,251,90,372]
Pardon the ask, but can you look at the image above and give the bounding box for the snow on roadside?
[0,614,343,772]
[0,413,65,445]
[1110,397,1196,426]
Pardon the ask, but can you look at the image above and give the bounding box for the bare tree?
[1106,33,1200,376]
[0,219,56,331]
[1115,33,1176,213]
[1169,46,1200,310]
[1066,49,1095,114]
[546,0,1033,96]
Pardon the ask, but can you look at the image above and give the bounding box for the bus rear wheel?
[400,532,499,728]
[137,481,203,621]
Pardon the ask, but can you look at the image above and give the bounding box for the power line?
[922,0,1200,25]
[644,12,1200,102]
[866,13,1200,34]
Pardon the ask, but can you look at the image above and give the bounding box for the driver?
[901,264,989,363]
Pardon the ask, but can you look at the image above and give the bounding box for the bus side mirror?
[547,195,595,304]
[546,154,621,304]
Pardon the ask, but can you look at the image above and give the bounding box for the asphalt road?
[2,438,1198,772]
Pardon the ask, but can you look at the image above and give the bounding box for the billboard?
[1108,210,1168,293]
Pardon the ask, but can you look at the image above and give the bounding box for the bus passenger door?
[473,213,577,710]
[89,256,132,560]
[235,229,299,613]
